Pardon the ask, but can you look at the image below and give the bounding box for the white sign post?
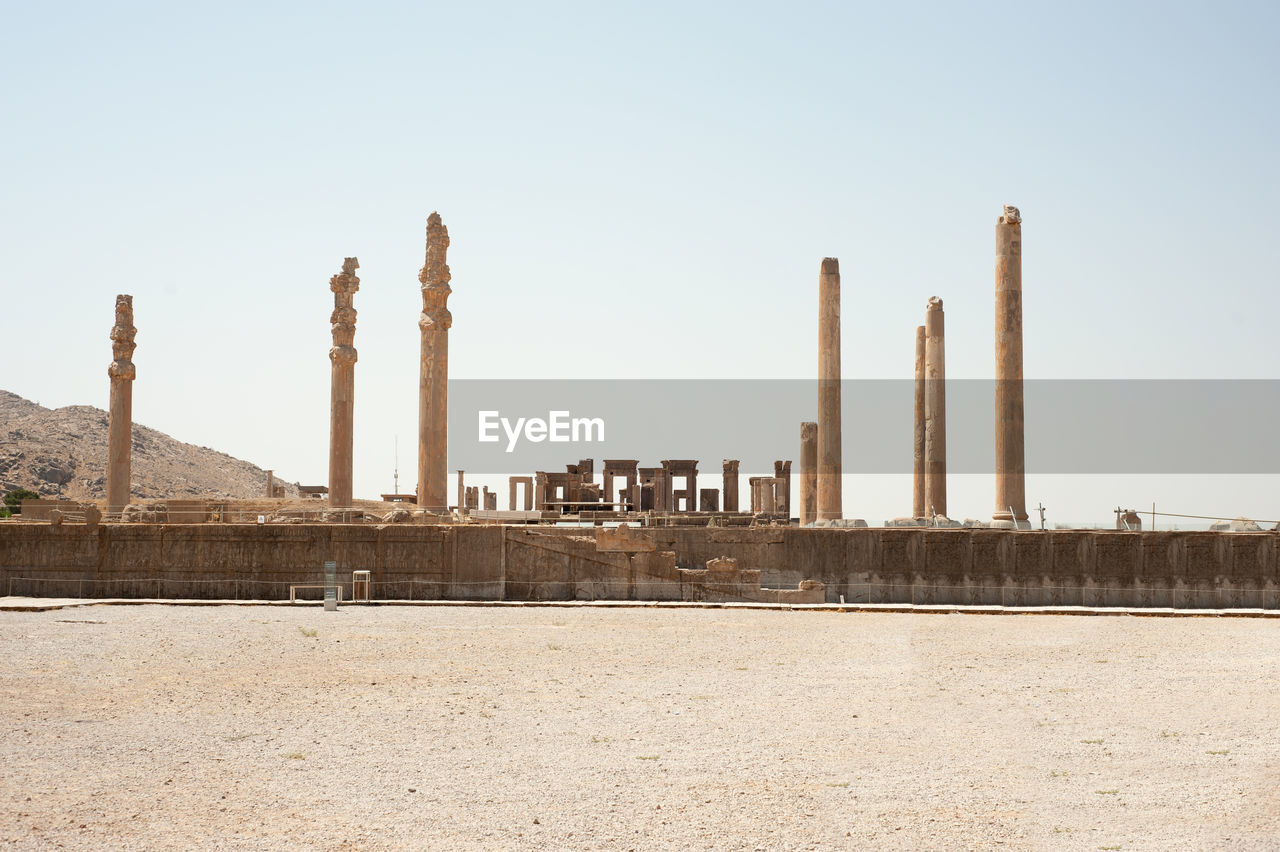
[323,560,338,611]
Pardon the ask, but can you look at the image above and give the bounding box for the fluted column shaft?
[817,258,842,521]
[912,325,926,518]
[799,421,817,526]
[924,298,946,518]
[994,205,1028,522]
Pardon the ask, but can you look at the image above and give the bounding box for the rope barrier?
[1144,510,1279,525]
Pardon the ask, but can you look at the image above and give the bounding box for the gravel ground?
[1,605,1277,851]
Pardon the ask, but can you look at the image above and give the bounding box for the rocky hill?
[0,390,296,501]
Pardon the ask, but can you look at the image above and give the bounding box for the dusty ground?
[1,605,1277,851]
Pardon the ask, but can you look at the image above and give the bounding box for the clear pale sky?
[4,1,1278,525]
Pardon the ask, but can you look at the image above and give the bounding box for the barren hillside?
[0,390,296,501]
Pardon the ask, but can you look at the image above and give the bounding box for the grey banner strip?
[445,380,1280,474]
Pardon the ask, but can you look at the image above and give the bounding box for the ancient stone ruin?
[417,211,452,513]
[328,257,359,509]
[106,294,136,517]
[12,202,1274,609]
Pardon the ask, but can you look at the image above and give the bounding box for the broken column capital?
[419,215,453,330]
[329,257,360,360]
[108,294,136,381]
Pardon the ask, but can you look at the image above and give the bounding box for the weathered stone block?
[706,556,738,573]
[1094,533,1141,581]
[1229,534,1274,581]
[595,525,656,553]
[1182,532,1231,581]
[879,529,921,576]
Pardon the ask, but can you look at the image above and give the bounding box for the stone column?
[457,471,465,511]
[912,326,926,518]
[994,205,1028,525]
[106,295,136,516]
[534,473,547,511]
[799,422,817,526]
[655,469,670,513]
[266,470,275,499]
[417,212,452,513]
[328,258,359,508]
[773,460,791,517]
[817,258,842,520]
[924,297,946,519]
[722,460,739,512]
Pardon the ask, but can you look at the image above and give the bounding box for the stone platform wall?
[0,524,501,601]
[1,524,1277,608]
[654,527,1278,608]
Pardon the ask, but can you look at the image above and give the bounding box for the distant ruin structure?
[602,460,638,511]
[418,212,452,513]
[773,459,792,518]
[664,460,698,513]
[994,205,1028,526]
[508,476,534,511]
[912,326,926,518]
[924,297,946,519]
[817,258,842,520]
[106,295,136,516]
[722,460,740,512]
[749,466,790,517]
[328,258,359,508]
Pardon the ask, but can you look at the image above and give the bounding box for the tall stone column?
[457,471,465,511]
[722,460,739,512]
[417,212,452,513]
[817,258,842,521]
[799,422,817,526]
[912,325,926,518]
[106,295,136,516]
[328,258,359,508]
[924,297,946,519]
[994,204,1028,524]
